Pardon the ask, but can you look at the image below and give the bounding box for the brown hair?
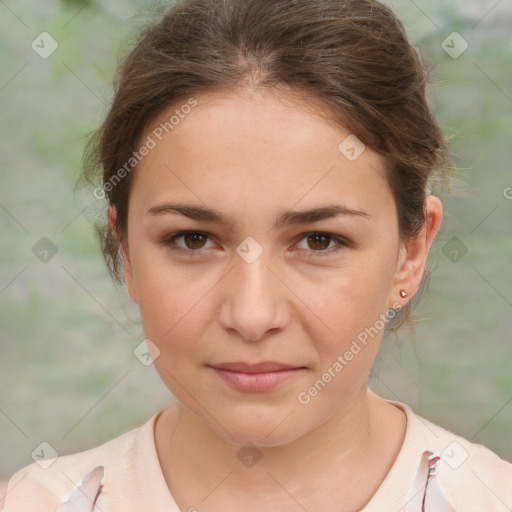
[84,0,452,331]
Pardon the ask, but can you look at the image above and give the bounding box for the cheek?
[137,272,208,343]
[298,258,394,385]
[303,258,393,337]
[132,248,217,357]
[295,286,385,410]
[137,278,209,394]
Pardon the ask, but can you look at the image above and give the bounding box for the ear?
[108,206,139,304]
[390,195,443,307]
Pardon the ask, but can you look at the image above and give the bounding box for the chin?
[209,407,307,448]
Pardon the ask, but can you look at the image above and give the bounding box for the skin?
[109,86,443,511]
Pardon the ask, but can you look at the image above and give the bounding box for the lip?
[209,361,304,373]
[208,361,307,392]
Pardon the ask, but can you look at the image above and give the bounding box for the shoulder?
[0,481,7,509]
[403,402,512,511]
[2,414,156,512]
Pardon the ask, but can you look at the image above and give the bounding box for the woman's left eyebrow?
[146,202,371,229]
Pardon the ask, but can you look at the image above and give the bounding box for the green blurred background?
[1,0,511,479]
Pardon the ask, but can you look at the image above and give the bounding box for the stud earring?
[400,289,408,298]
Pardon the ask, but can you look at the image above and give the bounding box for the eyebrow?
[146,202,371,228]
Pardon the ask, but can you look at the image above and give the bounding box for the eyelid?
[161,230,351,257]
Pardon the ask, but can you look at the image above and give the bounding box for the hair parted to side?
[83,0,452,332]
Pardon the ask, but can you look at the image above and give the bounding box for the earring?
[400,289,408,298]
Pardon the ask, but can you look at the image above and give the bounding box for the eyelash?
[160,231,350,258]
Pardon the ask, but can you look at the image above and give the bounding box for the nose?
[219,247,290,341]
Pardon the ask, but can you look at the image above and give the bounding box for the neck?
[155,387,406,510]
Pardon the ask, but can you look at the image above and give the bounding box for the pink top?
[2,400,512,511]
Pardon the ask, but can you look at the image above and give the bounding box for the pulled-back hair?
[84,0,452,331]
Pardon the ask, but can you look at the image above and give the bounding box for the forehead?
[130,87,392,223]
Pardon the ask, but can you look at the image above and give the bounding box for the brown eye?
[295,232,349,257]
[182,232,208,250]
[306,233,331,251]
[163,231,214,253]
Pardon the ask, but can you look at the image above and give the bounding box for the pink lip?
[210,361,302,373]
[208,361,306,391]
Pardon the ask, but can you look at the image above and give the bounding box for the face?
[120,87,409,446]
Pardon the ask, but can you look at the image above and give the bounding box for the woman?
[2,0,511,510]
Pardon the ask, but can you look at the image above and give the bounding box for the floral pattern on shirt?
[53,466,109,512]
[53,451,457,512]
[405,451,456,511]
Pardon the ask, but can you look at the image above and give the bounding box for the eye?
[161,231,215,254]
[294,232,349,257]
[161,230,349,258]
